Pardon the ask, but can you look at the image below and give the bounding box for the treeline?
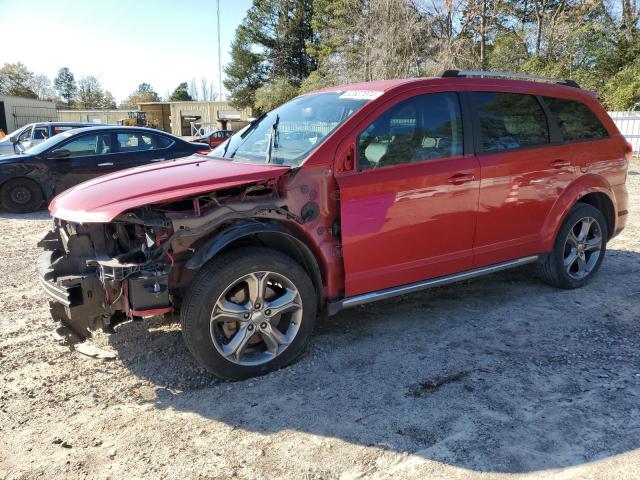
[225,0,640,112]
[0,63,221,108]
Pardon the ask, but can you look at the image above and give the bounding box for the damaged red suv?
[38,71,630,379]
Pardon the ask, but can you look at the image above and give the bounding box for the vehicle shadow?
[106,248,640,474]
[0,210,50,221]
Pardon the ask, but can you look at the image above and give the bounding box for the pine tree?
[54,67,77,107]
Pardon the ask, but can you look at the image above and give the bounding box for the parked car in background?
[38,71,629,380]
[0,126,209,212]
[191,129,233,148]
[0,122,97,156]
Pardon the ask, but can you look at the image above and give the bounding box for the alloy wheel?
[563,216,603,280]
[209,271,303,366]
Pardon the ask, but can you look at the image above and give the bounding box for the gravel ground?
[1,160,639,480]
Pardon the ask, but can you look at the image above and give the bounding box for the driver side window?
[52,133,113,158]
[18,126,33,142]
[358,92,463,170]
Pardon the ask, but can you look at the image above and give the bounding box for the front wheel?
[180,247,317,380]
[537,203,607,289]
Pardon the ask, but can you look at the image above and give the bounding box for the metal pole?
[217,0,222,101]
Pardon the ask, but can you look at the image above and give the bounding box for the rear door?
[471,91,576,266]
[336,91,480,296]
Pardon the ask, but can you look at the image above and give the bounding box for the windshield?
[25,130,76,155]
[209,92,370,166]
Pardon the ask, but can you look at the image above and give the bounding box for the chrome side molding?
[327,255,539,315]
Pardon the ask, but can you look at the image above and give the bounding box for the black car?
[0,126,210,212]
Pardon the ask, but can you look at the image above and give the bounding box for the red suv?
[38,71,630,380]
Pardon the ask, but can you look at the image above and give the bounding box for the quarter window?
[542,97,608,141]
[473,92,549,152]
[358,93,463,169]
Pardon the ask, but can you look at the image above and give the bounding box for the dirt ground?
[1,161,639,480]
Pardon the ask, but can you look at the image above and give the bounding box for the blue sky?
[0,0,253,102]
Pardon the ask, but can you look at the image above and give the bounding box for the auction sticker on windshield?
[338,90,383,100]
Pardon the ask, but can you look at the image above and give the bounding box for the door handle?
[150,158,165,162]
[98,162,114,167]
[447,173,476,184]
[551,159,571,168]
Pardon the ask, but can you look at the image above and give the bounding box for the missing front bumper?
[37,249,109,338]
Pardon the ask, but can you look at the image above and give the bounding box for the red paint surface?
[50,156,290,222]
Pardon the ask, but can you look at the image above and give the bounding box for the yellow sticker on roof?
[338,90,384,100]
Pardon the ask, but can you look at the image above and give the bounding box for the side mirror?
[9,135,18,144]
[49,149,71,159]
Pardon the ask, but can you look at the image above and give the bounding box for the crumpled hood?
[50,155,290,223]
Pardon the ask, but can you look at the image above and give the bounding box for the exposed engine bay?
[37,179,314,339]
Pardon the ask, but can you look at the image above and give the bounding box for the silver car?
[0,122,97,155]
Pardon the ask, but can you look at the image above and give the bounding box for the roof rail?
[440,70,580,88]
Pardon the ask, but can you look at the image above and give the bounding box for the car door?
[335,92,480,297]
[47,132,118,192]
[470,91,577,267]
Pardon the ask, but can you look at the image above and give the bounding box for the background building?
[138,101,252,136]
[58,101,252,136]
[0,95,57,134]
[57,109,137,125]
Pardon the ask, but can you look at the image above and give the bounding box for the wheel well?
[215,231,325,309]
[577,192,615,239]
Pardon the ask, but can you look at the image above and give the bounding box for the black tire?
[537,203,608,289]
[180,247,317,380]
[1,178,44,213]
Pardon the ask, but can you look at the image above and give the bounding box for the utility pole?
[217,0,223,101]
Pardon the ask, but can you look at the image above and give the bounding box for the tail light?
[625,142,633,154]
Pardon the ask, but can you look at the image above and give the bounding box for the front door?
[47,132,119,192]
[336,92,480,297]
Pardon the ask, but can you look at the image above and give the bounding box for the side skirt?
[327,255,539,316]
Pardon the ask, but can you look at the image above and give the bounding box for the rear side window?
[473,92,549,152]
[358,92,463,169]
[542,97,609,141]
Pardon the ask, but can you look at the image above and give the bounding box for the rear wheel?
[180,247,317,380]
[1,178,44,213]
[537,203,607,289]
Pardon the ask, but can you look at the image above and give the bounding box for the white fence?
[609,111,640,154]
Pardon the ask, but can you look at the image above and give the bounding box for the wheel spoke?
[211,298,250,323]
[265,288,300,318]
[584,235,602,252]
[259,323,289,355]
[222,325,253,361]
[577,218,593,241]
[566,231,579,247]
[576,255,588,274]
[246,272,269,307]
[564,250,578,269]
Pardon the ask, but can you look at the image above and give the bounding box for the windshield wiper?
[265,114,280,164]
[227,112,267,159]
